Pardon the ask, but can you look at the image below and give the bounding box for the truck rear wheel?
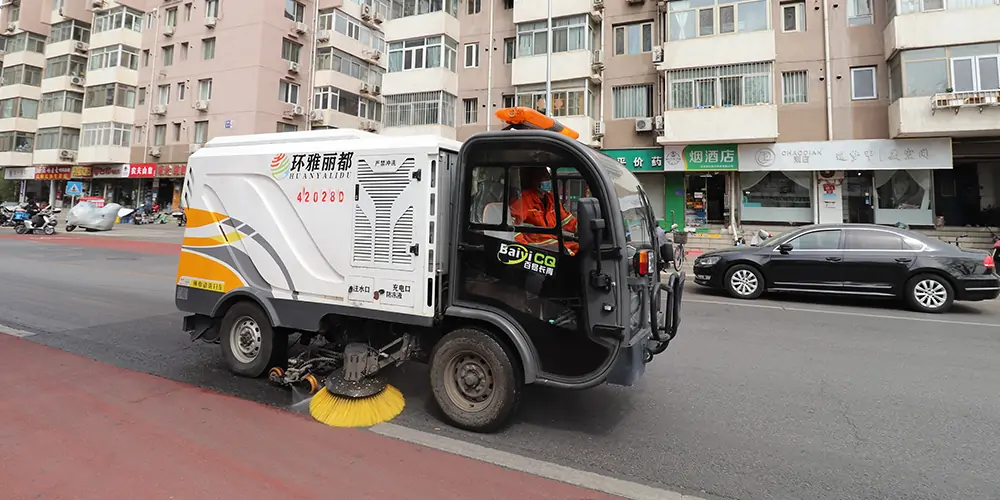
[219,301,283,377]
[429,327,522,433]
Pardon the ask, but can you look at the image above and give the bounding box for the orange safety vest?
[510,189,579,255]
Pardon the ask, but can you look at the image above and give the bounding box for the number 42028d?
[297,188,345,203]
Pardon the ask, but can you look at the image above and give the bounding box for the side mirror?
[576,197,603,253]
[778,243,793,254]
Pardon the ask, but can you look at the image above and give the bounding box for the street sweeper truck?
[174,107,685,432]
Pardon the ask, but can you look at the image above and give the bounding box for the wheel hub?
[230,318,262,364]
[731,269,758,296]
[914,279,947,309]
[444,353,495,411]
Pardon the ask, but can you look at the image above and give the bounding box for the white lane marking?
[0,324,37,337]
[687,298,1000,328]
[370,423,704,500]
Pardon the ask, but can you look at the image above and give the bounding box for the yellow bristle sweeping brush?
[309,371,405,428]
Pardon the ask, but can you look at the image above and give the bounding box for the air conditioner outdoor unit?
[163,26,175,37]
[188,144,202,154]
[59,150,76,160]
[152,104,167,115]
[290,104,305,116]
[365,50,382,61]
[74,41,89,53]
[149,147,162,158]
[194,100,209,111]
[592,0,604,10]
[360,82,370,94]
[372,84,381,96]
[593,121,605,137]
[361,5,373,20]
[294,22,308,34]
[5,23,15,33]
[310,109,324,122]
[589,73,602,86]
[317,30,330,42]
[374,12,384,24]
[70,76,86,87]
[204,16,217,28]
[589,9,603,21]
[92,0,105,8]
[288,61,300,73]
[652,46,664,64]
[591,50,604,70]
[653,114,664,131]
[635,117,653,132]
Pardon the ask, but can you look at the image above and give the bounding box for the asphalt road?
[2,230,1000,500]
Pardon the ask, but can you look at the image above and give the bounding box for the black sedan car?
[693,223,999,313]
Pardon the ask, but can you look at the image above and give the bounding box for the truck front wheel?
[219,301,284,377]
[429,327,522,433]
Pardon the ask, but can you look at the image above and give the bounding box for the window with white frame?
[348,0,392,19]
[667,0,768,41]
[667,62,773,109]
[40,91,84,114]
[177,82,186,100]
[277,123,299,133]
[313,84,383,120]
[205,0,219,17]
[88,44,140,71]
[165,7,178,27]
[467,0,481,14]
[281,38,303,63]
[389,0,460,20]
[889,45,1000,101]
[847,0,873,25]
[35,127,81,150]
[850,66,877,100]
[48,21,91,44]
[285,0,305,21]
[162,45,174,66]
[612,84,654,119]
[502,94,515,108]
[320,9,388,53]
[463,98,478,124]
[1,65,44,86]
[503,38,515,63]
[317,46,385,86]
[516,86,589,117]
[613,22,653,56]
[198,79,213,100]
[93,6,143,34]
[202,38,216,59]
[781,2,805,32]
[464,43,479,68]
[388,36,459,73]
[0,98,39,119]
[517,16,591,57]
[84,83,137,108]
[81,122,132,148]
[5,32,46,53]
[280,80,300,104]
[194,120,209,144]
[781,70,808,103]
[157,84,170,105]
[384,91,457,127]
[153,124,166,145]
[0,131,35,153]
[44,55,88,79]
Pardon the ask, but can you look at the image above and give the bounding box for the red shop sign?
[128,163,157,178]
[156,164,188,178]
[34,166,72,181]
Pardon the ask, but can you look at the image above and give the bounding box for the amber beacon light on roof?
[495,106,581,140]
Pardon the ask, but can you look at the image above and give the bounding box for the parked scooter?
[749,228,773,246]
[65,201,123,232]
[16,206,61,235]
[0,204,19,227]
[173,210,186,226]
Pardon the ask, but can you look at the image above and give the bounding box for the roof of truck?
[200,128,463,153]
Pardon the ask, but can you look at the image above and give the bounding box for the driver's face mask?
[539,180,552,192]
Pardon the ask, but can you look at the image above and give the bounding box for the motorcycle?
[17,206,61,235]
[0,205,18,227]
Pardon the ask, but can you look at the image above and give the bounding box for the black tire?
[725,264,765,300]
[65,225,76,232]
[905,273,954,314]
[14,225,26,235]
[429,327,522,433]
[672,244,684,271]
[219,301,284,377]
[43,225,55,235]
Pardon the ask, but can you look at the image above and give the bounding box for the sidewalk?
[0,335,620,500]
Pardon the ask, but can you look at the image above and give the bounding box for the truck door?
[451,137,622,383]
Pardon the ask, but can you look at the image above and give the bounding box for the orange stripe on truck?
[184,207,228,229]
[175,250,247,293]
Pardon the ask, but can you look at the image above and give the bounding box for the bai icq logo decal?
[497,243,557,276]
[270,153,291,180]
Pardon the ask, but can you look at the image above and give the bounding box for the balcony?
[36,112,83,130]
[513,0,595,23]
[657,105,779,145]
[382,68,458,95]
[78,145,130,164]
[33,149,78,166]
[0,50,45,69]
[884,1,1000,56]
[82,106,136,126]
[512,50,594,86]
[382,11,459,41]
[382,124,456,140]
[658,30,775,71]
[890,91,1000,137]
[91,29,142,53]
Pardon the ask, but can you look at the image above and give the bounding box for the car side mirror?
[779,243,793,254]
[577,197,603,254]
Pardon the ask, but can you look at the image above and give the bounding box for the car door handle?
[895,257,912,264]
[825,256,842,262]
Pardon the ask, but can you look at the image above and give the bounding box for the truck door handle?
[825,256,842,262]
[895,257,912,264]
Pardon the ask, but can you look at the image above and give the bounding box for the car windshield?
[587,149,655,248]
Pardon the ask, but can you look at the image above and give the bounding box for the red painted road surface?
[0,234,181,255]
[0,335,619,500]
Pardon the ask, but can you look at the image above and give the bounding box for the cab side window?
[469,166,507,225]
[787,230,842,250]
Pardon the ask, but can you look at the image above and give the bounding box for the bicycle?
[670,224,687,272]
[954,233,969,249]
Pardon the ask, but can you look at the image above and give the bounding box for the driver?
[510,167,579,255]
[25,198,44,229]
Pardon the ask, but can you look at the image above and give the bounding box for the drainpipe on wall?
[597,6,604,143]
[485,0,495,131]
[140,7,162,209]
[307,0,319,128]
[820,0,834,223]
[544,0,552,116]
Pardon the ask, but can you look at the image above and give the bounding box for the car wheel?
[65,225,76,232]
[219,301,283,377]
[429,327,522,433]
[906,274,954,314]
[725,264,764,299]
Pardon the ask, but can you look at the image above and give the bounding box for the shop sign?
[662,145,739,172]
[4,167,35,180]
[157,164,188,178]
[71,166,93,178]
[92,165,129,178]
[738,138,953,171]
[128,163,157,178]
[601,149,664,172]
[35,166,72,180]
[80,196,106,208]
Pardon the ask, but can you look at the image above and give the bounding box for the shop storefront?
[91,164,131,205]
[154,163,187,212]
[603,148,671,224]
[738,138,952,226]
[3,167,35,202]
[35,166,72,207]
[663,144,738,230]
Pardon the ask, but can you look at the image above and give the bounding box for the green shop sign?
[601,148,665,172]
[663,144,739,171]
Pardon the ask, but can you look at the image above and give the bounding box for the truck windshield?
[587,149,655,249]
